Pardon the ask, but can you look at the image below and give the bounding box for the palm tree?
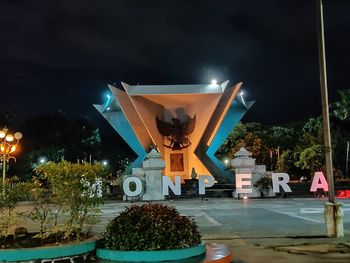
[333,90,350,121]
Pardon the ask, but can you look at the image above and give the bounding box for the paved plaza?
[94,198,350,238]
[95,198,350,262]
[16,197,350,262]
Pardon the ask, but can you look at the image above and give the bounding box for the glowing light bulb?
[14,132,22,140]
[211,79,217,85]
[10,145,17,153]
[5,134,14,142]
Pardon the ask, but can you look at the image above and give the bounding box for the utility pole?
[317,0,334,203]
[317,0,343,237]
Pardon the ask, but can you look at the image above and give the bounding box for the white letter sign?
[199,175,215,195]
[272,173,292,193]
[310,171,328,192]
[123,177,142,197]
[162,176,181,196]
[236,174,252,194]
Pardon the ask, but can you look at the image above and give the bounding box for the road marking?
[300,208,324,214]
[267,209,322,223]
[301,207,350,214]
[182,212,222,226]
[195,212,222,226]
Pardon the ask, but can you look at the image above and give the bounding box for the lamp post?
[0,127,22,187]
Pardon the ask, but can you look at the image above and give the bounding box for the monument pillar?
[142,148,165,201]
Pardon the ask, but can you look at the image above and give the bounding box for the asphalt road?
[93,198,350,238]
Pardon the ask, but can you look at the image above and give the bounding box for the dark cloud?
[0,0,349,125]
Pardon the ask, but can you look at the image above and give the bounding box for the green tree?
[264,126,298,150]
[231,132,269,165]
[295,144,325,176]
[332,89,350,121]
[216,122,247,159]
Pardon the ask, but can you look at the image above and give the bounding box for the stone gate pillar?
[142,148,165,201]
[231,147,273,198]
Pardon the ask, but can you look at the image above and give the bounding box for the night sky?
[1,0,350,127]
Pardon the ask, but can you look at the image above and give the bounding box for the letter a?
[310,171,328,192]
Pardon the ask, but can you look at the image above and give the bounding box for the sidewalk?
[203,235,350,263]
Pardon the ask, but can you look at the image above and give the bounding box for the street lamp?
[0,127,22,186]
[39,157,47,164]
[223,158,230,166]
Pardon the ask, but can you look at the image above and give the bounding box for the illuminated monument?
[94,81,253,183]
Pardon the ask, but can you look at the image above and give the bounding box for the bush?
[254,175,272,194]
[104,203,201,251]
[0,177,30,238]
[34,160,107,240]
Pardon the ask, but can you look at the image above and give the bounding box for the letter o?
[123,177,142,197]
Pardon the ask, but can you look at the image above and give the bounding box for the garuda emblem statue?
[156,115,196,150]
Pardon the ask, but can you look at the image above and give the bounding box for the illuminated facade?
[94,81,253,183]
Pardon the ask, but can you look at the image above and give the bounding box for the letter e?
[236,174,252,194]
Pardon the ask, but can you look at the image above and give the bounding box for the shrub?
[104,203,201,251]
[0,177,30,238]
[254,175,272,194]
[34,160,107,240]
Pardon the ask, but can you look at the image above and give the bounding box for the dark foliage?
[104,203,201,251]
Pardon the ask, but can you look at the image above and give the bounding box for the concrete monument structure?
[94,81,253,183]
[231,147,275,198]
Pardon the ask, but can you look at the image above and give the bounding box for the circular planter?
[0,237,98,262]
[97,241,206,262]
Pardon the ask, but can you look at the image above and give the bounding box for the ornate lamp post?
[0,128,22,186]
